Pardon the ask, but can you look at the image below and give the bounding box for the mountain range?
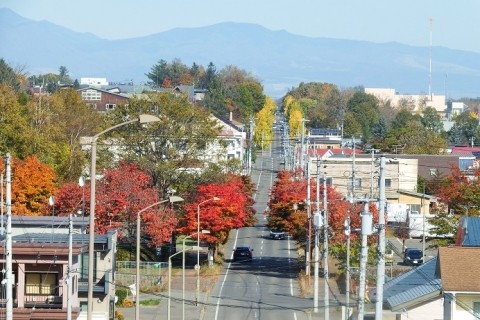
[1,8,479,99]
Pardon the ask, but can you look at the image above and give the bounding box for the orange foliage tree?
[2,155,57,216]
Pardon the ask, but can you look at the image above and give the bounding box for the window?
[326,177,333,185]
[79,252,97,281]
[25,273,57,295]
[409,204,421,214]
[105,103,116,110]
[385,178,392,188]
[81,89,101,101]
[473,301,480,319]
[348,178,361,189]
[429,168,438,177]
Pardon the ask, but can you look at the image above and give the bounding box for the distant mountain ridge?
[1,7,479,99]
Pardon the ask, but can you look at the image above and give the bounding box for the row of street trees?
[0,57,265,255]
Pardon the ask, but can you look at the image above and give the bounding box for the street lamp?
[135,196,184,320]
[168,247,191,320]
[87,114,160,320]
[182,230,209,320]
[196,197,220,306]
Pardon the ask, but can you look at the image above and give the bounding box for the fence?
[115,261,167,290]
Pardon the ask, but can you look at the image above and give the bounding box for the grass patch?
[140,299,161,306]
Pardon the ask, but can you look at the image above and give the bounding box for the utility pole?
[5,154,12,320]
[306,157,311,276]
[345,217,351,320]
[366,148,380,198]
[358,203,373,320]
[313,159,321,313]
[375,156,386,320]
[323,173,330,320]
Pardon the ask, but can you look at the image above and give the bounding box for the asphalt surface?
[117,121,432,320]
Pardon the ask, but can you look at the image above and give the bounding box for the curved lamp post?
[135,196,184,320]
[196,197,219,306]
[87,114,160,320]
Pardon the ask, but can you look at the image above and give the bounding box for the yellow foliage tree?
[288,101,304,138]
[283,95,294,115]
[254,97,276,150]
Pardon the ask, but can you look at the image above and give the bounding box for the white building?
[365,87,446,115]
[80,77,109,86]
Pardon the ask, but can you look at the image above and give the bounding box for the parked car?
[403,248,423,265]
[269,229,285,240]
[233,246,253,262]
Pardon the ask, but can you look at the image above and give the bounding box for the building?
[365,87,446,115]
[437,246,480,319]
[0,216,117,320]
[77,87,129,112]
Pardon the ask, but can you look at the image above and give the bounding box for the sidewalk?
[116,269,214,320]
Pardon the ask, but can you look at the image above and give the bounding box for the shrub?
[115,287,128,306]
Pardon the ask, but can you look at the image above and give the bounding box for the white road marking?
[214,229,240,320]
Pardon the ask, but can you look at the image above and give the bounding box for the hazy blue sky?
[2,0,480,53]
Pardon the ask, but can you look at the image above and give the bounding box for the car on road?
[233,246,253,262]
[403,248,423,265]
[269,229,286,240]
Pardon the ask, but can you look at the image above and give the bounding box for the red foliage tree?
[266,170,378,245]
[179,174,254,247]
[54,162,178,247]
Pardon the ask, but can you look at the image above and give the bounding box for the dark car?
[269,230,286,240]
[403,248,423,265]
[233,246,253,262]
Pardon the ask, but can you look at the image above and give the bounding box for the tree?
[26,88,103,182]
[254,96,276,149]
[178,175,255,253]
[346,92,380,141]
[104,92,221,196]
[0,84,32,158]
[55,162,178,247]
[0,59,21,92]
[422,107,444,132]
[0,155,58,216]
[448,111,479,145]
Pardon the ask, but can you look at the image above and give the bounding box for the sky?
[2,0,480,53]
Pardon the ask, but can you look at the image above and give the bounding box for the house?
[370,257,443,319]
[455,216,480,247]
[202,114,247,165]
[77,87,129,112]
[0,216,117,320]
[437,246,480,319]
[308,128,342,149]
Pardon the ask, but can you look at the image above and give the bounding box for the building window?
[25,273,57,295]
[348,178,361,190]
[106,103,116,110]
[326,177,333,185]
[79,252,97,281]
[81,89,101,101]
[429,168,438,177]
[385,178,392,188]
